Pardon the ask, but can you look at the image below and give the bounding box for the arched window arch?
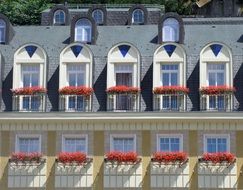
[75,19,92,43]
[92,9,104,24]
[53,10,65,25]
[107,43,140,111]
[200,42,233,111]
[163,18,179,42]
[0,19,6,43]
[153,43,187,111]
[132,9,144,24]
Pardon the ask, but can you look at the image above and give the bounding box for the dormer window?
[0,19,6,43]
[75,19,92,43]
[54,10,65,25]
[132,9,144,24]
[163,18,179,42]
[92,9,104,24]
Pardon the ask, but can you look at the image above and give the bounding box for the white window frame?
[0,19,6,43]
[110,134,136,152]
[67,64,86,86]
[53,10,65,25]
[15,134,41,153]
[21,64,40,87]
[203,134,230,153]
[62,134,88,154]
[132,9,144,24]
[75,19,92,43]
[160,63,179,86]
[114,64,133,86]
[162,18,179,42]
[157,134,183,152]
[92,9,104,24]
[207,63,226,86]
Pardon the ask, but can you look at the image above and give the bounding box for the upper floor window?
[22,65,40,87]
[204,135,229,153]
[161,64,179,86]
[67,64,85,86]
[132,9,144,24]
[54,10,65,25]
[157,135,182,152]
[207,64,225,86]
[16,135,41,153]
[163,18,179,42]
[62,135,87,153]
[75,19,92,43]
[115,64,133,86]
[92,9,103,24]
[111,135,136,152]
[0,19,6,43]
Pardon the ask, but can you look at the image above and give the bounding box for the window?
[67,64,85,86]
[75,19,92,42]
[208,63,225,86]
[163,18,179,42]
[204,135,229,153]
[22,65,40,87]
[115,64,133,86]
[132,9,144,24]
[161,64,179,86]
[0,19,6,43]
[111,135,136,152]
[157,135,182,152]
[92,9,103,24]
[16,135,41,153]
[62,135,87,153]
[54,10,65,25]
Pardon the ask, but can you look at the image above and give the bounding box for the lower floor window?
[157,135,182,152]
[209,95,225,110]
[204,135,229,153]
[23,96,41,111]
[68,96,84,111]
[16,135,41,153]
[162,95,178,110]
[63,135,87,153]
[111,135,135,152]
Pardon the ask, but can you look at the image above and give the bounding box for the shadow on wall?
[141,64,153,111]
[234,63,243,111]
[187,61,200,111]
[2,68,13,111]
[94,65,107,111]
[48,66,59,111]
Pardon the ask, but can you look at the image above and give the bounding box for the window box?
[12,87,46,112]
[56,152,92,166]
[151,152,188,165]
[107,85,140,111]
[200,86,235,111]
[59,86,93,112]
[9,152,45,165]
[199,152,235,165]
[104,151,141,164]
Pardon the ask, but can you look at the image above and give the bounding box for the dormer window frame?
[0,19,6,44]
[92,9,104,25]
[162,18,180,43]
[53,9,66,25]
[75,18,92,43]
[132,9,144,24]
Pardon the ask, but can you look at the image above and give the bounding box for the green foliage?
[0,0,49,25]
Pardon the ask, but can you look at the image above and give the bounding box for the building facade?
[0,3,243,190]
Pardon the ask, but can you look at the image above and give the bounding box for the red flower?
[57,152,87,164]
[153,86,189,95]
[152,152,188,163]
[202,152,235,164]
[105,151,138,163]
[10,152,42,162]
[200,86,235,95]
[59,86,93,96]
[11,86,47,95]
[106,86,140,94]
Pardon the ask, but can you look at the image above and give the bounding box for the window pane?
[161,64,179,86]
[132,9,144,24]
[171,96,178,110]
[23,97,30,110]
[209,96,216,109]
[113,137,134,152]
[218,96,225,110]
[22,65,40,87]
[77,96,84,111]
[64,138,86,152]
[116,73,132,86]
[207,138,217,153]
[162,96,170,109]
[171,73,178,85]
[170,138,180,152]
[162,18,179,42]
[75,19,92,42]
[217,138,227,152]
[67,64,85,86]
[18,137,40,153]
[0,19,6,43]
[68,96,76,109]
[92,9,103,24]
[31,96,40,111]
[162,73,170,86]
[160,138,170,152]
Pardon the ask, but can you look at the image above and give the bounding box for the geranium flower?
[200,86,235,95]
[105,151,138,163]
[57,152,87,164]
[152,152,188,163]
[106,86,140,94]
[11,87,47,95]
[201,152,235,164]
[153,86,189,95]
[59,86,93,96]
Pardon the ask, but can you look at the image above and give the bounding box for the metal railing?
[153,94,186,111]
[59,95,91,112]
[12,95,45,112]
[200,94,233,111]
[107,93,139,112]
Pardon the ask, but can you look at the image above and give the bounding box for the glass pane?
[218,96,225,110]
[170,138,180,152]
[116,73,132,86]
[113,138,134,152]
[23,97,30,110]
[162,96,170,109]
[217,138,227,152]
[207,138,217,153]
[64,138,86,152]
[217,73,225,85]
[77,96,84,111]
[162,73,170,86]
[19,138,39,153]
[171,73,178,86]
[209,96,216,109]
[171,96,178,110]
[208,73,216,86]
[68,96,76,109]
[160,138,170,152]
[31,74,39,86]
[69,74,76,86]
[31,96,40,111]
[77,73,85,86]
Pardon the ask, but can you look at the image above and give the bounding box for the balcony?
[59,86,93,112]
[153,86,189,111]
[200,86,235,111]
[107,86,140,112]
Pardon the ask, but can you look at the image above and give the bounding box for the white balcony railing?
[153,94,186,111]
[12,95,45,112]
[59,95,91,112]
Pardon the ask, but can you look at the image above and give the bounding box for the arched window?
[54,10,65,25]
[132,9,144,24]
[92,9,103,24]
[0,19,6,43]
[75,19,92,43]
[163,18,179,42]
